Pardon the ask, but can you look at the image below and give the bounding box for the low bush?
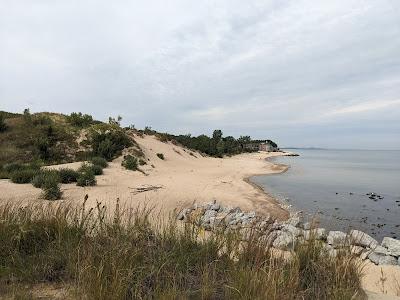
[138,158,147,165]
[89,125,132,160]
[10,168,37,184]
[77,167,96,187]
[41,175,62,200]
[3,162,23,173]
[121,155,138,170]
[90,164,103,175]
[79,163,103,176]
[32,170,60,188]
[90,156,108,168]
[156,153,164,160]
[59,168,79,183]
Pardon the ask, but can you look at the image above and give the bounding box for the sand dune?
[0,134,289,220]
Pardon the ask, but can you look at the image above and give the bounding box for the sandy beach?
[0,134,289,220]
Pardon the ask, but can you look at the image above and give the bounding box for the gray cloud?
[1,0,400,149]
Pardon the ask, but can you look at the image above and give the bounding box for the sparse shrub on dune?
[3,162,23,173]
[90,164,103,175]
[88,124,132,161]
[58,168,79,183]
[79,163,103,176]
[122,155,138,171]
[156,153,164,160]
[32,170,60,188]
[138,158,147,165]
[41,174,62,200]
[0,200,364,300]
[90,156,108,168]
[77,166,96,187]
[10,168,38,184]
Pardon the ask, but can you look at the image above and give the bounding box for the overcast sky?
[1,1,400,149]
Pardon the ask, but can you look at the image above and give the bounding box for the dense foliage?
[160,130,278,157]
[66,112,95,127]
[89,124,132,161]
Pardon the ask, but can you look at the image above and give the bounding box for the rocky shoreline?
[178,201,400,266]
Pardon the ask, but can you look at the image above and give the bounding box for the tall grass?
[0,199,365,299]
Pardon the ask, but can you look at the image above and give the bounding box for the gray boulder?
[303,228,327,240]
[381,237,400,257]
[287,216,301,227]
[177,208,191,220]
[210,203,221,211]
[368,252,398,265]
[201,210,217,224]
[349,230,378,248]
[282,224,303,237]
[273,231,295,250]
[372,245,389,255]
[327,231,347,247]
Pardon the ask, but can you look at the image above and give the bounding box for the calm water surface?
[251,149,400,240]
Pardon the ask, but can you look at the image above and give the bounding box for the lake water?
[251,149,400,240]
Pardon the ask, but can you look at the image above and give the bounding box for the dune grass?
[0,198,365,299]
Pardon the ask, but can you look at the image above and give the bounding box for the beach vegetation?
[0,200,364,299]
[122,155,138,170]
[76,167,96,186]
[88,124,132,160]
[90,156,108,168]
[66,112,94,127]
[156,153,165,160]
[32,170,60,188]
[40,174,62,200]
[10,168,38,184]
[58,168,79,183]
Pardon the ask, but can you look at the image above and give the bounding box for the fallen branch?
[129,184,164,194]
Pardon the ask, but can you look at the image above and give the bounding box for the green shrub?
[90,164,103,175]
[10,169,37,184]
[59,168,79,183]
[3,162,23,173]
[66,112,94,127]
[90,156,108,168]
[41,175,62,200]
[77,167,97,187]
[156,153,165,160]
[79,163,103,176]
[122,155,138,170]
[89,125,132,160]
[32,170,60,188]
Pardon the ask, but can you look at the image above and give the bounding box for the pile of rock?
[177,201,400,266]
